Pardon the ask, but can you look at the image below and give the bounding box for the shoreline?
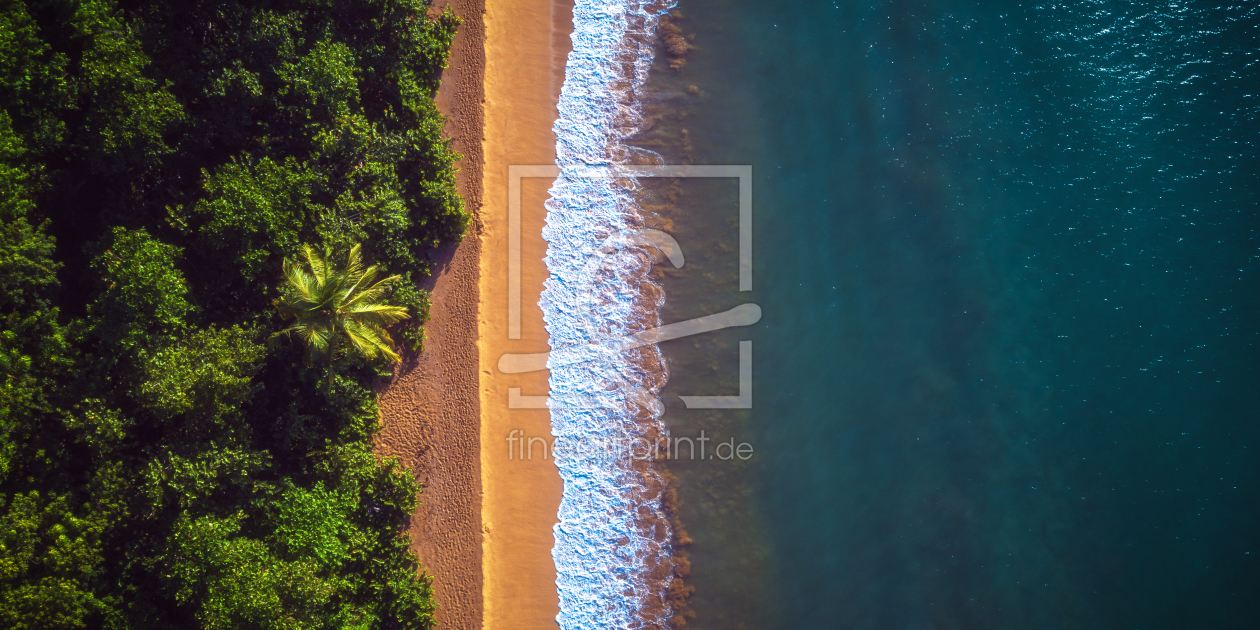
[380,2,680,628]
[479,0,574,628]
[533,2,689,627]
[374,1,487,629]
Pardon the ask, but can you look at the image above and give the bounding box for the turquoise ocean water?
[636,1,1259,628]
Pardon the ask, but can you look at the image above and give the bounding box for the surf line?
[499,303,761,374]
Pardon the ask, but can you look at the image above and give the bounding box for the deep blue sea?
[635,1,1260,628]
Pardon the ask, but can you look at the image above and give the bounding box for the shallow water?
[639,1,1260,628]
[544,2,681,628]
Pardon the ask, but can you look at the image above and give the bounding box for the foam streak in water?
[542,1,678,628]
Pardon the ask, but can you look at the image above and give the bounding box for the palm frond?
[301,245,327,282]
[272,242,411,364]
[343,277,399,309]
[345,303,410,327]
[343,244,365,279]
[343,319,400,363]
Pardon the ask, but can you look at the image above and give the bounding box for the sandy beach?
[376,0,570,629]
[478,0,573,628]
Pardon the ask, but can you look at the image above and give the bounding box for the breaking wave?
[541,0,679,628]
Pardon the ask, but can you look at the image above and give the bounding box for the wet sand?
[479,0,573,628]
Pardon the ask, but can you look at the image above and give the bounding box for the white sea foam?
[542,1,677,628]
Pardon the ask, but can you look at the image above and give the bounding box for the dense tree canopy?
[0,0,464,627]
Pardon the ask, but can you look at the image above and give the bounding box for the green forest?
[0,0,467,627]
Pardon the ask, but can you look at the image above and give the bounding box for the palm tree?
[271,244,409,364]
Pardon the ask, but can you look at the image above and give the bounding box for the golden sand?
[479,0,573,628]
